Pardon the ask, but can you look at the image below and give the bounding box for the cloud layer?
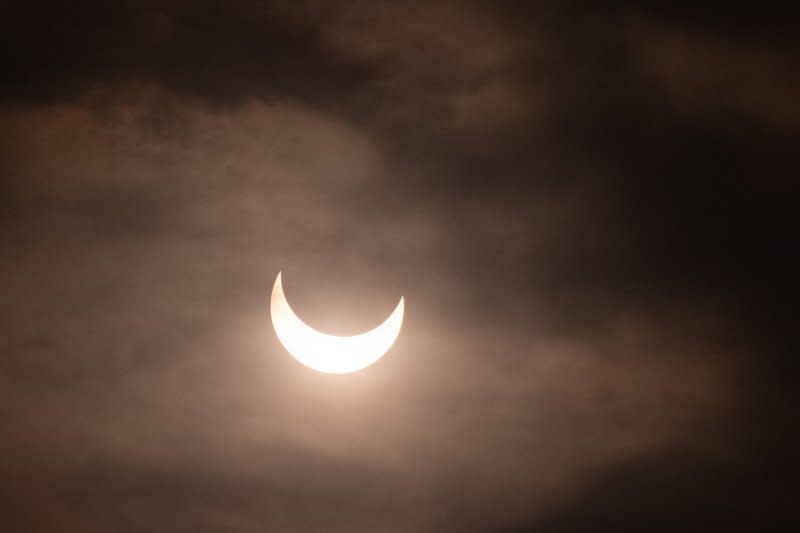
[1,1,796,531]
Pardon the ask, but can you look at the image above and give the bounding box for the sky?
[1,2,797,531]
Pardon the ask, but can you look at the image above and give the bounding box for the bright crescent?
[270,272,404,374]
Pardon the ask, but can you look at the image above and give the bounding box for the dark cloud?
[499,447,796,532]
[1,1,797,531]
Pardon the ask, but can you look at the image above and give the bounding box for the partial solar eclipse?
[270,272,404,373]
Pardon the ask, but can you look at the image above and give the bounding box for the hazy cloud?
[1,2,796,531]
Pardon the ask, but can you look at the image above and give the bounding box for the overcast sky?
[1,2,796,531]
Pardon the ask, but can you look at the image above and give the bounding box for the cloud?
[1,2,795,531]
[629,21,799,135]
[1,86,744,531]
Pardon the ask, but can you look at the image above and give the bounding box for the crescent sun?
[270,272,404,374]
